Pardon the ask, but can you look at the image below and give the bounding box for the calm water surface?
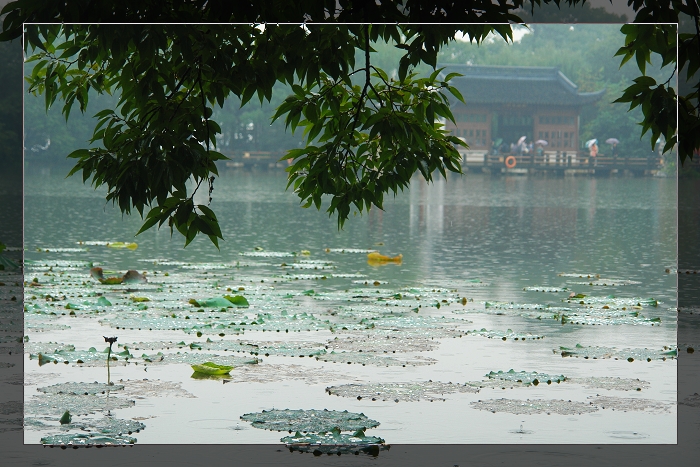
[23,167,677,444]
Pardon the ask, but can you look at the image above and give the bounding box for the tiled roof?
[438,64,605,106]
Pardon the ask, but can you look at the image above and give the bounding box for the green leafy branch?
[272,25,466,228]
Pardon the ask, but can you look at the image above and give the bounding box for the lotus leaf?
[116,378,197,399]
[326,381,479,402]
[523,286,570,293]
[191,362,234,375]
[240,251,295,257]
[471,398,598,415]
[281,427,384,447]
[140,351,258,366]
[224,295,249,307]
[229,363,359,385]
[325,335,438,353]
[190,297,235,308]
[588,396,674,413]
[567,377,651,391]
[486,370,566,385]
[37,382,125,395]
[31,346,133,365]
[466,328,545,341]
[240,408,380,432]
[40,433,137,445]
[555,345,676,361]
[25,393,136,416]
[316,351,436,367]
[59,410,71,424]
[96,296,112,306]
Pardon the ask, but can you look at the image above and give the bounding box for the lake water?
[22,167,677,445]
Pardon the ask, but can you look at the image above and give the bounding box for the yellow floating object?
[367,251,403,264]
[106,242,138,250]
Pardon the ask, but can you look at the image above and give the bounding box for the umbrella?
[494,138,503,147]
[585,139,598,148]
[517,136,527,145]
[535,139,548,146]
[605,138,619,145]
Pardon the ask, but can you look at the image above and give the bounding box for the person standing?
[589,140,598,166]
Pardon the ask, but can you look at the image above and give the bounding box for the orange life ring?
[505,155,517,169]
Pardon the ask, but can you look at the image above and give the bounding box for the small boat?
[106,242,138,250]
[367,252,403,264]
[191,362,234,375]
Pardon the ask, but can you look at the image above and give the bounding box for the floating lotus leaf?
[462,379,531,390]
[282,262,335,270]
[558,313,662,326]
[588,396,674,413]
[555,345,677,361]
[36,247,88,253]
[180,262,238,269]
[563,295,658,307]
[240,409,380,433]
[37,382,124,395]
[566,279,642,286]
[96,296,112,306]
[316,351,436,367]
[185,339,258,353]
[325,335,438,353]
[422,279,488,288]
[30,346,133,365]
[465,328,545,341]
[471,398,598,415]
[567,377,650,391]
[326,381,479,402]
[276,273,328,281]
[25,393,135,416]
[116,378,197,398]
[25,342,75,354]
[191,362,233,375]
[139,351,259,366]
[281,427,385,448]
[485,301,548,310]
[486,370,566,385]
[228,363,360,385]
[25,259,93,268]
[29,415,146,435]
[240,251,296,257]
[352,279,389,285]
[40,433,137,445]
[74,416,145,435]
[523,286,569,293]
[558,273,600,278]
[252,341,327,357]
[189,295,248,308]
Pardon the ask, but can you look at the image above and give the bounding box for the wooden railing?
[467,152,664,173]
